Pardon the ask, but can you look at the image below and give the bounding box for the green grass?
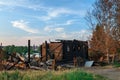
[113,61,120,68]
[0,69,109,80]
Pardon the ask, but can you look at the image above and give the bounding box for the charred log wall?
[41,40,88,62]
[61,40,88,62]
[41,42,63,61]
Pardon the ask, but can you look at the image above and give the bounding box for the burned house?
[40,40,88,66]
[0,40,89,70]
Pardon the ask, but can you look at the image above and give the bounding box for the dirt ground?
[83,66,120,80]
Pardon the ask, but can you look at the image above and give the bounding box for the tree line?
[3,45,40,55]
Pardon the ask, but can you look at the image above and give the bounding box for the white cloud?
[71,30,92,40]
[0,1,86,20]
[44,26,53,32]
[0,1,11,6]
[0,1,24,8]
[0,0,47,11]
[44,26,64,32]
[0,0,86,17]
[55,30,91,41]
[63,20,75,25]
[54,20,74,26]
[66,20,73,25]
[54,28,64,32]
[41,8,69,21]
[44,20,75,28]
[0,29,91,46]
[11,20,39,34]
[41,8,85,21]
[59,32,68,38]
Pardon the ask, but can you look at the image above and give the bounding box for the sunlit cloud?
[41,8,70,21]
[0,0,46,11]
[0,0,95,46]
[66,20,74,25]
[11,20,39,34]
[54,27,64,32]
[57,20,75,26]
[41,8,86,21]
[0,29,91,46]
[44,26,64,32]
[56,29,91,40]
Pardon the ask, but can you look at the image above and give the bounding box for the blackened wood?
[41,40,88,65]
[28,40,30,63]
[40,45,42,61]
[45,41,48,61]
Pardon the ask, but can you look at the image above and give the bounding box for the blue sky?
[0,0,95,46]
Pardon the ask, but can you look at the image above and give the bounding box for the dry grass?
[0,69,109,80]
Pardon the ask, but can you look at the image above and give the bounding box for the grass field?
[0,69,108,80]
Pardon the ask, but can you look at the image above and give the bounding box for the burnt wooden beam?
[28,40,30,63]
[40,45,42,61]
[7,59,20,70]
[45,41,48,61]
